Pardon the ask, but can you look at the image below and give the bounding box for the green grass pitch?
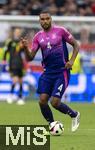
[0,100,95,150]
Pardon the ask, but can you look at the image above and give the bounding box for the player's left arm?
[65,38,80,69]
[62,27,80,69]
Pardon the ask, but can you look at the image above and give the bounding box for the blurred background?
[0,0,95,103]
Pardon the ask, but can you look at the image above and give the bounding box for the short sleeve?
[31,33,39,51]
[61,27,74,43]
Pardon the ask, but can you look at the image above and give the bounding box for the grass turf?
[0,101,95,150]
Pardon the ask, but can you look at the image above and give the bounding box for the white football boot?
[71,112,80,132]
[16,98,25,105]
[6,94,14,104]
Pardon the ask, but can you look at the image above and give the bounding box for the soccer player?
[3,28,26,105]
[21,11,80,132]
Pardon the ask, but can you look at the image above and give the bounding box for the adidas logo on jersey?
[40,38,44,43]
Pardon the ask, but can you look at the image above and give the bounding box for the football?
[49,121,64,136]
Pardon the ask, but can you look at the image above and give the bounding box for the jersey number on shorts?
[58,84,63,92]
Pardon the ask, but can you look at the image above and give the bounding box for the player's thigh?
[18,71,23,83]
[37,74,53,96]
[52,70,70,99]
[16,69,23,79]
[12,69,23,83]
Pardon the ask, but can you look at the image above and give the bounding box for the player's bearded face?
[39,13,52,30]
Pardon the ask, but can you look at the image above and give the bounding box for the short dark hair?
[39,10,51,16]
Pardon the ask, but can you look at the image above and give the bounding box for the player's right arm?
[20,34,39,61]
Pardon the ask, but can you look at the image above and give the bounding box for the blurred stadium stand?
[0,0,95,102]
[0,0,95,16]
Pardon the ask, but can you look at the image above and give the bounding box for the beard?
[42,23,51,31]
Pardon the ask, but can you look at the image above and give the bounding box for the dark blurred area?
[0,0,95,16]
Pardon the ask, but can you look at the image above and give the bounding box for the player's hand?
[65,60,73,69]
[19,37,29,49]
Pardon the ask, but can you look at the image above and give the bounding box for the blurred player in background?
[3,28,27,105]
[21,11,80,132]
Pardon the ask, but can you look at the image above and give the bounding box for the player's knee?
[39,97,47,105]
[51,98,60,108]
[39,94,49,105]
[13,76,19,83]
[19,78,22,83]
